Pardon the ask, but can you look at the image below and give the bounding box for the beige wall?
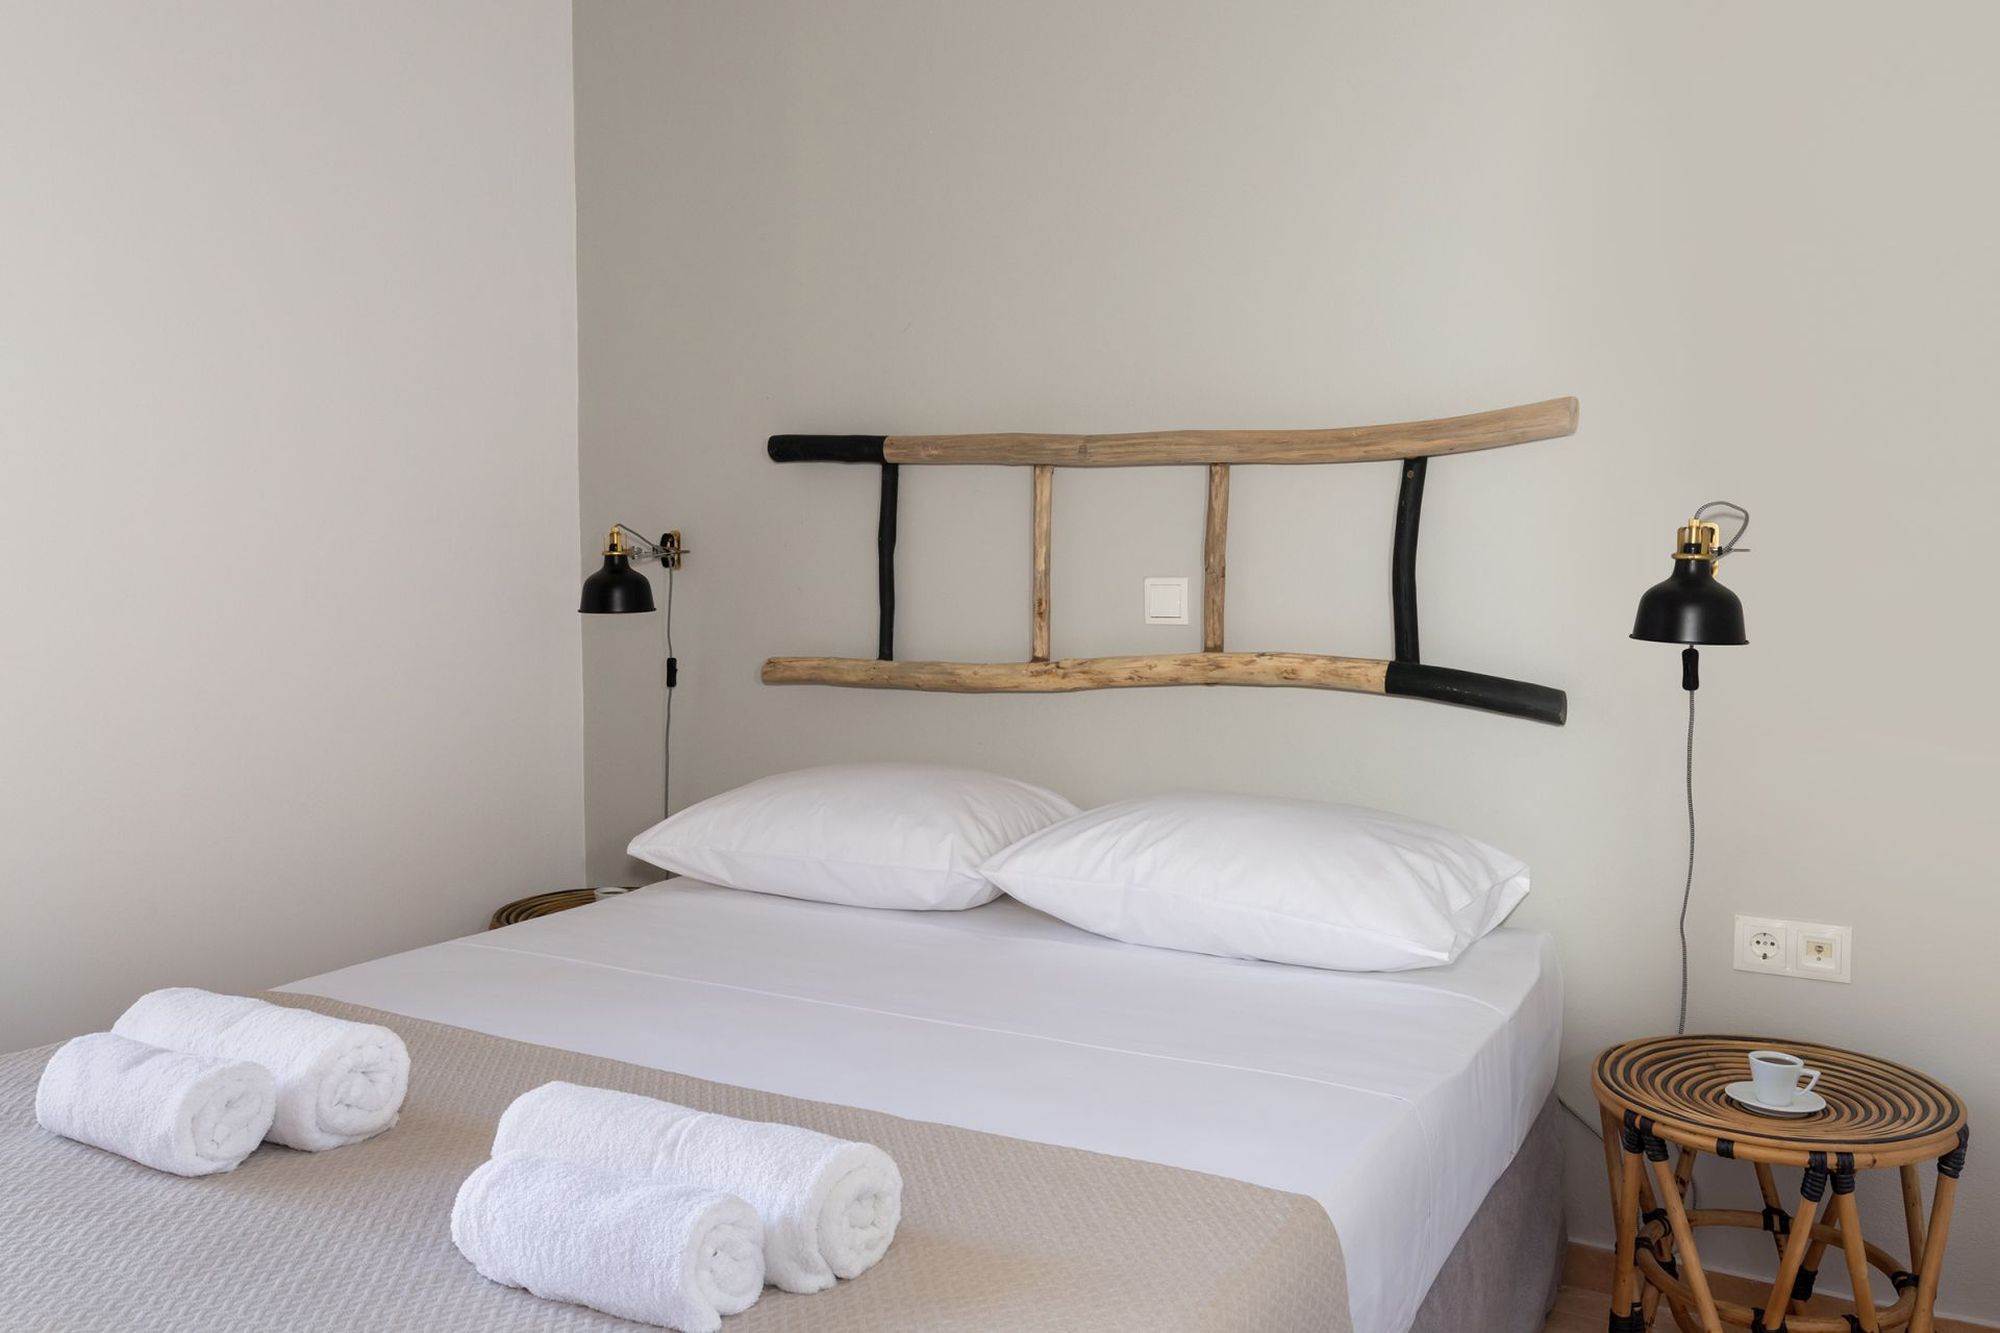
[575,2,2000,1314]
[0,1,584,1051]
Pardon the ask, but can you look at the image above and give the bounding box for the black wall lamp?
[579,524,688,816]
[579,525,685,615]
[1632,503,1749,690]
[1631,500,1750,1035]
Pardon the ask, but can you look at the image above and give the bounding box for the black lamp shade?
[578,553,656,614]
[1631,559,1746,645]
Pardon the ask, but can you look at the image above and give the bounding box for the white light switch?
[1144,578,1189,625]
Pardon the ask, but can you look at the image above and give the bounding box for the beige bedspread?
[0,993,1348,1332]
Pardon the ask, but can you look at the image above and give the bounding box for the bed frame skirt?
[1410,1094,1567,1333]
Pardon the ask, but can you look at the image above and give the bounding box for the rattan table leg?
[1758,1182,1824,1325]
[1832,1184,1880,1331]
[1629,1167,1696,1333]
[1749,1162,1778,1207]
[1634,1168,1690,1330]
[1751,1162,1785,1260]
[1600,1109,1627,1217]
[1603,1110,1677,1328]
[1794,1234,1832,1316]
[1647,1152,1723,1333]
[1911,1154,1964,1333]
[1609,1134,1646,1329]
[1747,1162,1812,1318]
[1899,1164,1928,1281]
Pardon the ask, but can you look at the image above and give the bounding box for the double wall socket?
[1733,915,1852,983]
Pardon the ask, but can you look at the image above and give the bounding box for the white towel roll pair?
[34,989,410,1177]
[452,1082,903,1331]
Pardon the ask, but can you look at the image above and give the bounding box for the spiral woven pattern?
[487,889,602,930]
[1595,1035,1965,1157]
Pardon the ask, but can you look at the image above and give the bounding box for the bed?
[277,878,1565,1333]
[1,874,1560,1332]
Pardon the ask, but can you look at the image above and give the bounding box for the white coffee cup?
[1748,1049,1821,1106]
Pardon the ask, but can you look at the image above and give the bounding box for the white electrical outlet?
[1734,914,1852,984]
[1733,915,1790,976]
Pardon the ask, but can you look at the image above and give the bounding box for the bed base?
[1411,1094,1568,1333]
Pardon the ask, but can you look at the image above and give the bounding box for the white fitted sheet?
[284,881,1561,1333]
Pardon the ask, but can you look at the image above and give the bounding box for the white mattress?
[285,881,1561,1333]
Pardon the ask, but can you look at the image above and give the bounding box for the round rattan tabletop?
[1593,1034,1966,1169]
[488,888,604,930]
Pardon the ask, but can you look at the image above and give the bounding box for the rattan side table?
[488,888,638,930]
[1592,1035,1969,1333]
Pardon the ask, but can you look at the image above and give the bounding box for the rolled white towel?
[112,988,408,1152]
[495,1082,902,1294]
[452,1151,764,1332]
[35,1032,276,1177]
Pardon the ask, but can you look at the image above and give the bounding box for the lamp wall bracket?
[609,524,687,570]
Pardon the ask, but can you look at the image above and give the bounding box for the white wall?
[0,1,584,1052]
[574,1,2000,1316]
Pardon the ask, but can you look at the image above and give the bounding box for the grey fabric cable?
[1560,506,1739,1149]
[611,521,678,820]
[1672,499,1743,1035]
[663,562,675,818]
[1678,687,1695,1036]
[1693,499,1750,557]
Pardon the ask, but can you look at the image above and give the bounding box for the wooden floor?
[1546,1247,1996,1333]
[1542,1281,1621,1333]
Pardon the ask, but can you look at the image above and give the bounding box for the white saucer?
[1725,1081,1827,1118]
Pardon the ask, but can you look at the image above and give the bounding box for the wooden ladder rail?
[764,397,1579,725]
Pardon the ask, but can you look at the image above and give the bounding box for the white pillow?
[980,791,1529,971]
[627,764,1079,911]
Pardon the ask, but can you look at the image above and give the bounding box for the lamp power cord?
[1555,656,1702,1156]
[1693,499,1751,557]
[1677,687,1696,1036]
[1557,503,1739,1176]
[662,562,676,819]
[613,518,680,820]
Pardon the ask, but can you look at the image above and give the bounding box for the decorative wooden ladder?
[763,396,1580,725]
